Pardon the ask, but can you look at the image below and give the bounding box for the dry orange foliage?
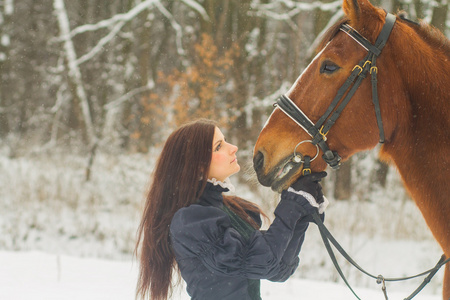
[130,33,239,150]
[168,33,238,127]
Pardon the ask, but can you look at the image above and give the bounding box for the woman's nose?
[230,143,238,154]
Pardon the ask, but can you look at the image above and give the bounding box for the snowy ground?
[0,251,442,300]
[0,149,446,299]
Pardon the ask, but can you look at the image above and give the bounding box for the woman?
[135,119,327,300]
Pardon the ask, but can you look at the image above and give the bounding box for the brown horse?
[253,0,450,297]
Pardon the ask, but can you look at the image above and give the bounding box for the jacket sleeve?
[170,191,312,280]
[267,219,309,282]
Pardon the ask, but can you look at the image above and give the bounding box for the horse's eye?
[320,61,340,74]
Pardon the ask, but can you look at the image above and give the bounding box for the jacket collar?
[207,177,235,193]
[198,180,230,208]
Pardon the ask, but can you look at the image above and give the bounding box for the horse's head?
[253,0,402,192]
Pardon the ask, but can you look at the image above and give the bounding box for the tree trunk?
[54,0,96,146]
[413,0,425,20]
[334,158,352,200]
[430,0,448,33]
[374,159,389,188]
[313,0,334,37]
[0,1,13,137]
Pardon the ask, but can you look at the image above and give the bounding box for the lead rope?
[311,212,450,300]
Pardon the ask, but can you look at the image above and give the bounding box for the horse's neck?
[384,127,450,255]
[389,24,448,113]
[390,36,450,166]
[381,40,450,254]
[403,53,449,130]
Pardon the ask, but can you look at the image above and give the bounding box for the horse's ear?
[342,0,361,24]
[342,0,380,34]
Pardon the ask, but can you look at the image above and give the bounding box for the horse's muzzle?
[253,151,272,186]
[253,150,302,192]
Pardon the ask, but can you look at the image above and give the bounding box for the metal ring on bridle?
[292,140,320,163]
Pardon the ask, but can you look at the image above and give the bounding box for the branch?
[305,9,345,58]
[67,0,161,39]
[155,1,185,56]
[104,84,154,111]
[75,20,126,65]
[247,81,293,110]
[252,0,341,12]
[53,0,162,66]
[250,0,342,19]
[180,0,210,21]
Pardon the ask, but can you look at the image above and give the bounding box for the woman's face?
[208,127,240,181]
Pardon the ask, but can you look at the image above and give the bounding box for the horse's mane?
[316,13,450,58]
[398,13,450,58]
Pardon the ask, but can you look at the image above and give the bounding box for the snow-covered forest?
[2,0,448,161]
[0,0,449,299]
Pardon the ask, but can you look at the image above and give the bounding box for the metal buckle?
[352,65,363,75]
[319,126,328,140]
[363,60,372,69]
[302,168,312,176]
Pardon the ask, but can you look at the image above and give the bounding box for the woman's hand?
[290,172,327,203]
[275,172,328,226]
[287,172,329,221]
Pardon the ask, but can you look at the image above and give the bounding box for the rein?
[311,211,450,300]
[275,13,397,173]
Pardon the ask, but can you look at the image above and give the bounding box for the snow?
[0,149,446,299]
[0,251,441,300]
[0,251,136,300]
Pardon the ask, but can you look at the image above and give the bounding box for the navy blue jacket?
[170,182,311,300]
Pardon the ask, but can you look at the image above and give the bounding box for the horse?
[252,0,450,297]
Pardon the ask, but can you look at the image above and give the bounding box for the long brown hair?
[135,119,265,300]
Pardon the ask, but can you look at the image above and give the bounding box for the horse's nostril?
[253,151,265,172]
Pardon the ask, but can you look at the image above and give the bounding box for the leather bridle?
[275,13,396,175]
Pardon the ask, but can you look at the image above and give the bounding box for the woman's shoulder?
[170,204,229,233]
[173,203,224,217]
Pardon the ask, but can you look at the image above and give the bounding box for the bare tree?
[430,0,448,33]
[53,0,96,146]
[0,0,13,137]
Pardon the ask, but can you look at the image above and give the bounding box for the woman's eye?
[320,61,340,74]
[215,143,222,152]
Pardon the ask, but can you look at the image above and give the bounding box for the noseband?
[275,13,396,174]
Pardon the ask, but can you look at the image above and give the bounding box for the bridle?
[275,13,397,175]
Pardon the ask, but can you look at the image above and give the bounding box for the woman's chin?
[230,165,241,177]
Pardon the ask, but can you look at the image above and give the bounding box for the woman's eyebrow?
[214,139,222,146]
